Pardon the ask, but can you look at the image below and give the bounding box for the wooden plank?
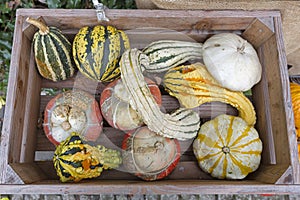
[2,165,24,184]
[35,160,212,181]
[262,36,290,164]
[1,180,300,195]
[251,47,276,165]
[17,9,274,31]
[0,15,28,183]
[242,18,274,49]
[1,8,296,190]
[273,16,300,184]
[9,163,47,184]
[20,46,42,163]
[248,164,291,184]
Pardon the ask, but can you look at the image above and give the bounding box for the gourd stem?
[237,40,247,54]
[26,17,49,35]
[222,146,230,154]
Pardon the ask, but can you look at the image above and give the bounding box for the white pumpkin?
[202,33,262,92]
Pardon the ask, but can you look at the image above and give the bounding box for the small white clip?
[92,0,109,22]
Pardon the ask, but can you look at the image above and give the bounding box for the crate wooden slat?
[0,8,299,194]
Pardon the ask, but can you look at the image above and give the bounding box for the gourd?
[163,62,256,126]
[290,82,300,138]
[43,89,103,145]
[193,114,263,179]
[122,126,180,181]
[73,25,130,82]
[142,40,203,73]
[119,48,200,140]
[298,144,300,162]
[26,17,75,82]
[202,33,262,92]
[53,132,122,182]
[100,78,162,131]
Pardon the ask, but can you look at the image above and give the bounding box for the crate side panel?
[2,180,300,195]
[252,47,276,165]
[10,163,48,184]
[2,9,295,188]
[0,15,30,183]
[17,9,260,31]
[263,35,290,165]
[20,45,42,163]
[242,18,274,49]
[273,16,300,184]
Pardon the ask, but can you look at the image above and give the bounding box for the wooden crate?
[0,8,299,194]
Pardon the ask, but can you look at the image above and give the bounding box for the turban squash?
[193,114,263,179]
[122,126,180,181]
[100,78,162,131]
[43,90,103,145]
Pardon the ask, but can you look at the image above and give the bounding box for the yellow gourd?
[290,82,300,138]
[163,62,256,126]
[193,114,263,179]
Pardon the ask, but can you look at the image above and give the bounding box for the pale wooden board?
[0,8,298,194]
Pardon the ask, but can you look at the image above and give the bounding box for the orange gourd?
[290,82,300,139]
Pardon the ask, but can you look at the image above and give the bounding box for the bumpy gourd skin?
[53,132,122,182]
[163,62,256,126]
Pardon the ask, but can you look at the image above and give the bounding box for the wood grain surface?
[0,8,299,194]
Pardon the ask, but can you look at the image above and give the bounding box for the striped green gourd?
[120,48,200,141]
[73,25,130,82]
[26,17,75,82]
[142,40,203,73]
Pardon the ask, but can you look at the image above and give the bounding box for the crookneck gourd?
[193,114,263,179]
[100,78,162,131]
[120,48,200,140]
[26,17,75,82]
[54,132,122,182]
[73,25,130,82]
[142,40,203,73]
[163,62,256,126]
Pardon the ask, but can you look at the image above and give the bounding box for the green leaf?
[0,40,12,51]
[66,0,83,9]
[125,0,136,8]
[243,89,252,96]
